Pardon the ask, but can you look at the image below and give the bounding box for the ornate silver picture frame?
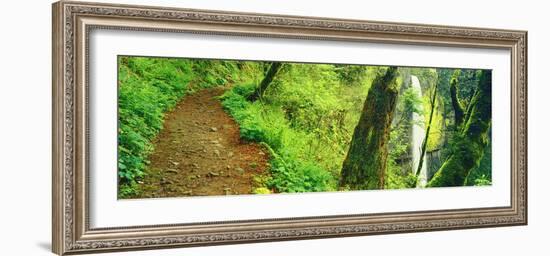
[52,1,527,255]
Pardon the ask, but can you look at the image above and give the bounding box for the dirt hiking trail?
[134,87,269,198]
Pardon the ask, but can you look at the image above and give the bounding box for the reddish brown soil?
[134,87,269,198]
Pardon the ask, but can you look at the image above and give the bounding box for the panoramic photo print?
[117,56,492,199]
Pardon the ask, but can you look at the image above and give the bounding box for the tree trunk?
[427,70,491,187]
[248,62,282,101]
[339,67,400,190]
[463,88,478,127]
[415,77,439,176]
[450,73,465,128]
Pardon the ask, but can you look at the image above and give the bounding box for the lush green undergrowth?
[221,85,336,193]
[220,64,385,193]
[119,56,492,197]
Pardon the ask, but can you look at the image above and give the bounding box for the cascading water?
[410,75,428,188]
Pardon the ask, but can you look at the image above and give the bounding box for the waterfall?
[410,75,428,188]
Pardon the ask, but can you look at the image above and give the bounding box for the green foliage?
[386,85,423,189]
[386,128,417,189]
[118,55,491,195]
[422,96,444,151]
[117,57,255,197]
[397,87,425,123]
[428,136,487,187]
[118,56,196,196]
[334,64,369,87]
[220,64,491,191]
[221,88,336,193]
[408,68,444,151]
[427,70,492,187]
[465,139,492,186]
[190,60,241,89]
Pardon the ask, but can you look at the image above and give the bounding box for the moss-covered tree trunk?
[427,70,491,187]
[339,67,400,190]
[248,62,282,101]
[450,73,465,129]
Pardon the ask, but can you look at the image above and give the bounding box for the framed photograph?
[52,1,527,255]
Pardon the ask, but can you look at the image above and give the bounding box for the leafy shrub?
[221,86,336,193]
[334,64,369,87]
[465,140,492,186]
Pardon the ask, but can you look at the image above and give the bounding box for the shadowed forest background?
[117,56,492,199]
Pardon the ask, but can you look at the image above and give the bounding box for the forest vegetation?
[117,56,492,198]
